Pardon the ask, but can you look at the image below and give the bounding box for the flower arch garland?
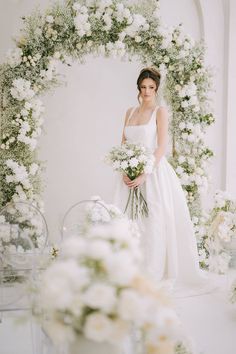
[0,0,215,258]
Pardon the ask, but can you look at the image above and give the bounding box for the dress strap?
[126,107,136,125]
[153,105,159,123]
[154,105,159,115]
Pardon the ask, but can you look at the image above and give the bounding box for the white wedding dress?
[113,105,210,295]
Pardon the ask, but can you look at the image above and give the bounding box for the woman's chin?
[142,97,153,101]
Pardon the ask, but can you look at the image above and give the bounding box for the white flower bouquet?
[34,215,180,353]
[105,142,155,219]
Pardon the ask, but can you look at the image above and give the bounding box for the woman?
[114,67,207,290]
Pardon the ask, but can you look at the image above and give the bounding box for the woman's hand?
[123,174,132,186]
[123,173,147,189]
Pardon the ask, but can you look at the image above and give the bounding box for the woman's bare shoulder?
[156,105,168,119]
[126,106,134,115]
[157,105,168,114]
[124,106,134,123]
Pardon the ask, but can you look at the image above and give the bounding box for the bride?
[113,67,207,289]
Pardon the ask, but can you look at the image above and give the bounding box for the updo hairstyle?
[137,67,161,103]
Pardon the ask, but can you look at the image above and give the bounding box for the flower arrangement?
[195,190,236,273]
[85,195,124,223]
[175,342,193,354]
[0,0,215,265]
[0,201,47,283]
[104,142,155,219]
[229,279,236,304]
[33,200,181,353]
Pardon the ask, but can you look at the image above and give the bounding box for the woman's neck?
[139,101,156,110]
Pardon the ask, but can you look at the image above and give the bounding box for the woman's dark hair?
[137,67,161,103]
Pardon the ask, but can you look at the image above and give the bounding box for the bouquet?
[105,142,155,219]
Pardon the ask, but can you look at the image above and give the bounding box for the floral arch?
[0,0,215,257]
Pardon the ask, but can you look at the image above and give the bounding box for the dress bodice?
[124,106,158,151]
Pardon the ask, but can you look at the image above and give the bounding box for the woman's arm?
[122,107,133,186]
[121,107,133,144]
[153,106,168,166]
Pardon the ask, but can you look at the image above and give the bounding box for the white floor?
[0,273,236,354]
[175,272,236,354]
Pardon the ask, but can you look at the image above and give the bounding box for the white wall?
[225,0,236,197]
[0,0,232,239]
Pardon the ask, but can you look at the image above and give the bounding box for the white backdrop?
[0,0,233,240]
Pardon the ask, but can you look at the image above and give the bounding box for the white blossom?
[10,78,35,101]
[129,157,139,168]
[6,47,23,67]
[82,283,117,312]
[84,313,113,342]
[46,15,54,23]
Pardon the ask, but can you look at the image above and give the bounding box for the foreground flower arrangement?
[195,190,236,273]
[0,0,215,267]
[33,199,181,353]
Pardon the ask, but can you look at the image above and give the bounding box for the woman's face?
[139,78,157,102]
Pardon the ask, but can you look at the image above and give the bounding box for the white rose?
[176,166,184,175]
[46,15,54,23]
[138,154,148,163]
[163,55,170,63]
[179,122,185,130]
[73,3,81,11]
[178,50,187,59]
[129,157,139,168]
[43,319,75,345]
[108,319,129,344]
[187,134,195,142]
[186,122,194,130]
[6,47,23,67]
[112,160,120,170]
[135,35,142,43]
[41,260,89,309]
[119,31,126,41]
[105,250,137,286]
[181,100,189,108]
[189,96,198,105]
[29,163,38,176]
[178,155,185,163]
[106,219,131,242]
[87,239,112,260]
[0,224,11,242]
[120,160,128,169]
[118,289,149,323]
[84,313,113,342]
[180,173,190,185]
[188,157,195,166]
[194,175,203,186]
[193,105,200,112]
[82,283,117,312]
[126,149,133,157]
[196,167,203,175]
